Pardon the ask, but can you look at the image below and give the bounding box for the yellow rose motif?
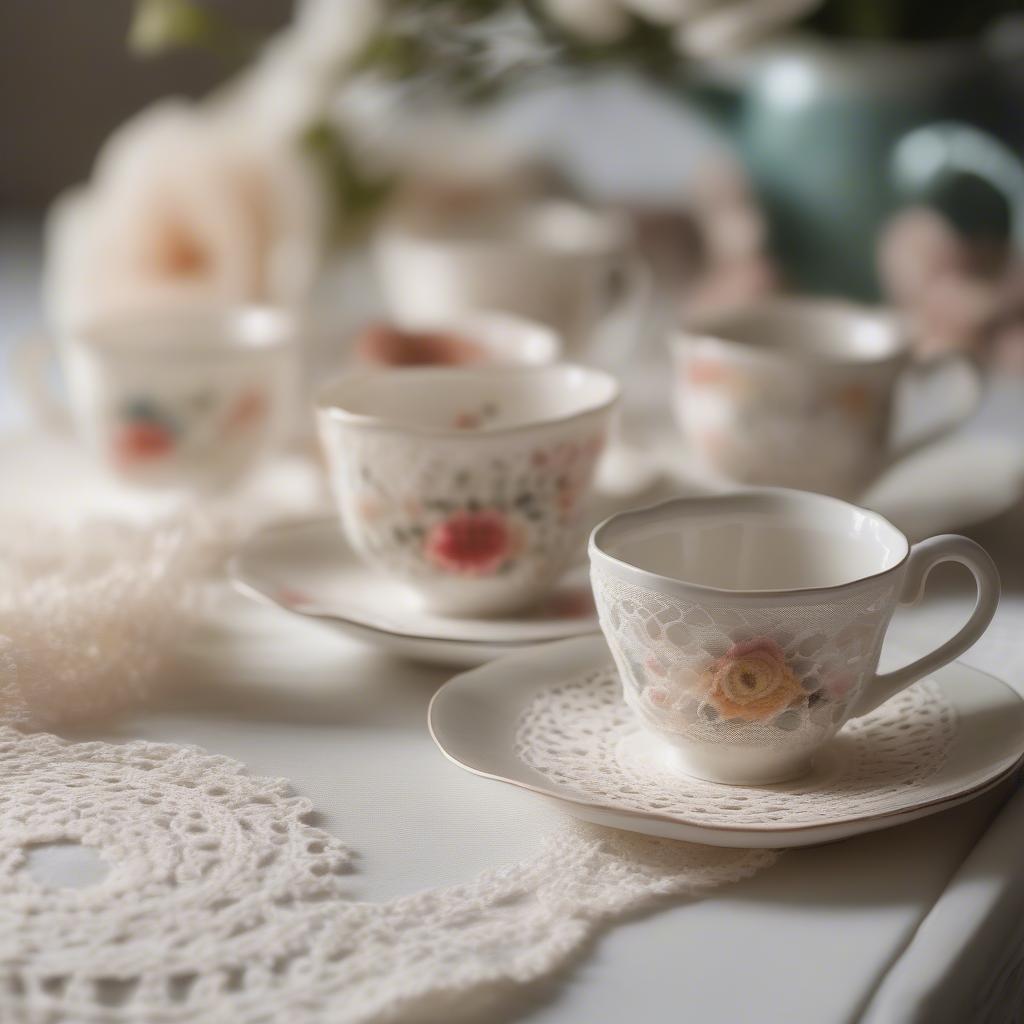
[704,638,804,722]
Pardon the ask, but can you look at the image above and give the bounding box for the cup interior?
[76,306,296,358]
[318,364,618,434]
[594,492,908,593]
[392,312,560,366]
[680,299,903,364]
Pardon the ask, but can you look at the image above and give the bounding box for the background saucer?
[230,520,600,646]
[633,433,1024,541]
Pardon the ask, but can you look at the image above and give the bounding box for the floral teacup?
[317,364,619,616]
[59,307,299,490]
[590,489,999,785]
[670,298,982,497]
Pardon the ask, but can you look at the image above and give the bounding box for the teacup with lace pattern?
[589,489,999,785]
[318,364,619,617]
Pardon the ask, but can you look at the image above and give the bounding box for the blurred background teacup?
[351,311,560,368]
[317,364,619,617]
[24,306,299,491]
[373,199,649,362]
[670,298,983,497]
[590,490,999,784]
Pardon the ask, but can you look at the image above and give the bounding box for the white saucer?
[429,636,1024,848]
[229,520,600,666]
[650,434,1024,541]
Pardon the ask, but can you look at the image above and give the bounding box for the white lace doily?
[515,666,957,828]
[0,726,774,1024]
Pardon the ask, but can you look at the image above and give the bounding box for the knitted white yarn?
[0,440,331,728]
[0,726,775,1024]
[0,520,201,728]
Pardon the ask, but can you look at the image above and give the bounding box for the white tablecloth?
[4,220,1024,1022]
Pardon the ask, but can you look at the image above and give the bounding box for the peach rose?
[703,637,803,722]
[45,101,325,331]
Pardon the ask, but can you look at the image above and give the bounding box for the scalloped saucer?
[229,520,599,666]
[429,636,1024,848]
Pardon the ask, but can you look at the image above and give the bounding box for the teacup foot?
[657,740,816,787]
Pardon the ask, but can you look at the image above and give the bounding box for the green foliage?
[302,123,396,241]
[128,0,259,63]
[353,0,682,104]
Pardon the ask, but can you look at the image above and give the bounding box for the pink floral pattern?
[114,421,176,465]
[110,385,269,469]
[334,427,607,588]
[424,510,518,576]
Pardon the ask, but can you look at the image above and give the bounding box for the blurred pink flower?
[914,271,999,357]
[219,0,382,142]
[991,324,1024,373]
[877,207,966,306]
[45,101,325,331]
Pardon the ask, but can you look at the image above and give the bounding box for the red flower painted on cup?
[114,421,176,465]
[424,509,517,576]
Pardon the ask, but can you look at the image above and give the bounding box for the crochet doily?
[515,665,957,828]
[0,726,775,1024]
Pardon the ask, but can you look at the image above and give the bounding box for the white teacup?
[374,200,648,360]
[28,307,299,491]
[590,489,999,785]
[317,364,619,616]
[670,298,982,497]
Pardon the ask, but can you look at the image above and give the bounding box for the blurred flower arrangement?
[43,0,1024,369]
[45,0,823,331]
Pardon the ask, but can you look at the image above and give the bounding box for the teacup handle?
[891,122,1024,256]
[886,352,983,468]
[852,534,1000,718]
[11,335,72,433]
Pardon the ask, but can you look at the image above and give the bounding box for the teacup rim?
[589,488,911,602]
[378,198,632,256]
[669,296,909,368]
[316,362,620,438]
[71,304,298,356]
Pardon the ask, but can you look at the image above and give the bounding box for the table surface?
[4,219,1024,1023]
